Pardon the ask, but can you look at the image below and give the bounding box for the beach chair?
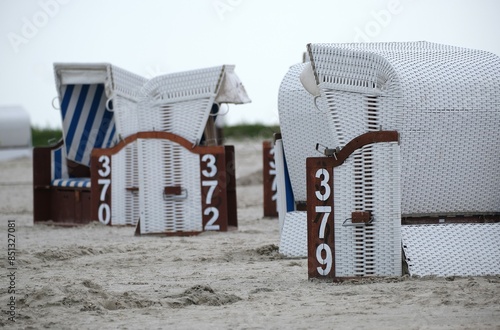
[33,63,147,224]
[34,63,249,235]
[128,65,250,235]
[279,41,500,279]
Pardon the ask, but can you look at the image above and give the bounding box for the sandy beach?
[0,139,499,329]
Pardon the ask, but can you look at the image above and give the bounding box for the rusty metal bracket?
[315,143,340,158]
[163,186,187,200]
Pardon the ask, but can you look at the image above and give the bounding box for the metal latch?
[316,143,341,159]
[163,186,188,200]
[342,211,374,226]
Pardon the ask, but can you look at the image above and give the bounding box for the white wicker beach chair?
[34,63,248,232]
[133,65,250,235]
[280,41,500,279]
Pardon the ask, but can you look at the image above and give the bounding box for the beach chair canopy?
[138,65,250,145]
[53,63,147,166]
[303,41,500,216]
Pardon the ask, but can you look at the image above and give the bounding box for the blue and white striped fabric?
[51,144,68,181]
[60,83,117,166]
[51,178,91,188]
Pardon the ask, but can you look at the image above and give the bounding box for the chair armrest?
[33,139,64,188]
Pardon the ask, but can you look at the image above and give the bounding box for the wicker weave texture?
[308,41,500,216]
[112,97,140,140]
[138,138,202,234]
[139,66,225,145]
[278,63,337,202]
[333,142,401,276]
[111,142,139,226]
[139,97,215,145]
[278,211,307,257]
[107,65,148,101]
[401,223,500,276]
[108,65,147,139]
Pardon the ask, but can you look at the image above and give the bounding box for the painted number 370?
[98,155,111,225]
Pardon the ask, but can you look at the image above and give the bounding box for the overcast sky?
[1,0,499,128]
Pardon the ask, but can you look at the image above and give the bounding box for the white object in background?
[0,105,32,161]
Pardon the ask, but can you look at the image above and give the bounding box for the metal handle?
[163,186,187,200]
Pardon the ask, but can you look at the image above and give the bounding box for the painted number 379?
[315,168,332,276]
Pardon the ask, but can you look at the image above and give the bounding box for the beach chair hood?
[53,63,147,166]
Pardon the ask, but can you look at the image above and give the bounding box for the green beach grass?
[31,124,280,147]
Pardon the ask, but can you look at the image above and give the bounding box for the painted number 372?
[201,154,219,231]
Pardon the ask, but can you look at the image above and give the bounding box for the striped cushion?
[51,178,91,188]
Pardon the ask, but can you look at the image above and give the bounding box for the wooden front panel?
[79,190,92,223]
[51,189,75,222]
[199,150,228,232]
[263,140,278,217]
[307,157,336,280]
[90,151,112,225]
[69,189,92,224]
[224,145,238,228]
[33,145,58,222]
[33,188,51,222]
[305,131,399,280]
